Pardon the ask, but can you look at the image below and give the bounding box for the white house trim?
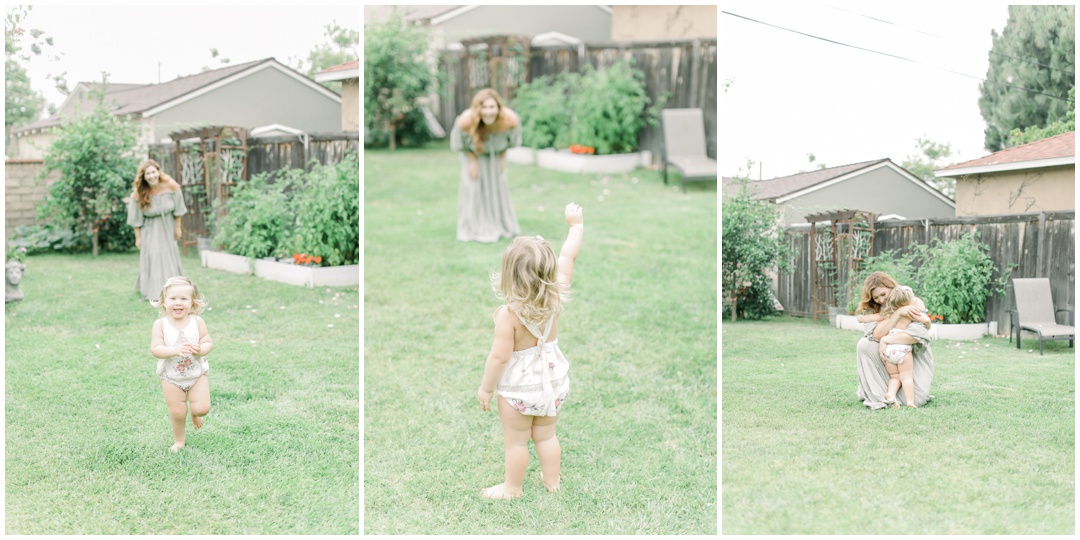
[934,156,1076,177]
[142,60,340,117]
[432,4,612,25]
[775,160,956,207]
[315,66,359,82]
[430,5,482,25]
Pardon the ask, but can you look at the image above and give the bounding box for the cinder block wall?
[5,159,60,232]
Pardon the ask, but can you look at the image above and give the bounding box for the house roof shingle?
[938,131,1075,172]
[722,159,890,200]
[13,58,272,134]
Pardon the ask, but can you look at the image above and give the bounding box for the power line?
[827,5,1075,79]
[721,10,1073,103]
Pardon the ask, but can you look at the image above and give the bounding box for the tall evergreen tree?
[979,5,1075,152]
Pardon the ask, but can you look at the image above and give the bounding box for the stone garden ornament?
[6,258,26,303]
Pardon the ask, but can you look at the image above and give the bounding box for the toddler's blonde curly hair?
[879,285,913,319]
[156,276,209,316]
[491,236,569,327]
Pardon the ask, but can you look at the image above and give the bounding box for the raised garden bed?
[535,148,650,174]
[201,250,358,288]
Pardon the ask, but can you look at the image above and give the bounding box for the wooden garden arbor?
[806,209,876,323]
[461,35,531,102]
[169,126,248,255]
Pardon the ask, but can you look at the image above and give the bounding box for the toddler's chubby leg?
[883,361,901,406]
[899,353,917,408]
[482,396,532,500]
[188,375,211,430]
[532,415,561,492]
[162,380,189,451]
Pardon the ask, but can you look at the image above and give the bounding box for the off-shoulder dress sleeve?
[127,197,144,228]
[450,121,472,153]
[509,122,522,147]
[171,189,187,217]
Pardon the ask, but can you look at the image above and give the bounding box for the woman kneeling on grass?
[477,203,584,499]
[150,276,214,451]
[854,271,935,409]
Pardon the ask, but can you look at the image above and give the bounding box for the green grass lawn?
[364,143,717,534]
[722,316,1074,534]
[5,251,359,534]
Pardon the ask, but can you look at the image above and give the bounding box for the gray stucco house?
[722,158,956,225]
[11,58,342,159]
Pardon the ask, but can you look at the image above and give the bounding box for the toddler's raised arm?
[558,203,584,285]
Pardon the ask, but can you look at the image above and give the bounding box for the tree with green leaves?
[39,80,140,256]
[5,5,66,149]
[303,22,358,87]
[979,5,1075,152]
[722,179,792,321]
[1006,86,1076,147]
[364,10,435,151]
[900,137,955,199]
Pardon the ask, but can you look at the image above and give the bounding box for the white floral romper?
[496,307,570,416]
[157,317,209,390]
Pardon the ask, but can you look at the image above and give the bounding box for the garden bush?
[212,153,360,265]
[913,231,1012,324]
[566,59,663,155]
[512,71,579,149]
[844,232,1011,323]
[38,83,140,255]
[289,153,360,266]
[512,58,664,155]
[6,224,88,255]
[211,171,294,259]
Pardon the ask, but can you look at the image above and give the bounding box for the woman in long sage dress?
[451,88,521,243]
[127,159,187,302]
[854,272,936,408]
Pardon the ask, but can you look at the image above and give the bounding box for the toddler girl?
[878,286,918,408]
[477,202,584,500]
[150,276,214,451]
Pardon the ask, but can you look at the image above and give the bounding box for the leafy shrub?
[512,71,579,149]
[364,107,434,149]
[913,232,1012,324]
[7,224,88,255]
[288,153,360,266]
[212,154,359,265]
[512,59,664,155]
[566,59,664,155]
[211,171,294,260]
[722,179,792,321]
[364,9,437,151]
[38,83,140,255]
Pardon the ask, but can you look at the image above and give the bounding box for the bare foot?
[169,442,184,452]
[906,404,918,409]
[192,415,204,430]
[480,483,523,500]
[540,471,561,493]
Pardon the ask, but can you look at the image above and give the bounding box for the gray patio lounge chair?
[1009,278,1074,355]
[661,108,716,193]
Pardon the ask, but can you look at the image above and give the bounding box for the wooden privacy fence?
[436,39,717,162]
[147,131,359,251]
[777,211,1075,333]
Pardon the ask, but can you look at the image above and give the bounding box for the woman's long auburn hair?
[460,88,506,154]
[857,271,899,315]
[491,236,569,327]
[133,159,175,210]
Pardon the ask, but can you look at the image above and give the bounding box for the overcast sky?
[14,4,359,118]
[720,4,1011,179]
